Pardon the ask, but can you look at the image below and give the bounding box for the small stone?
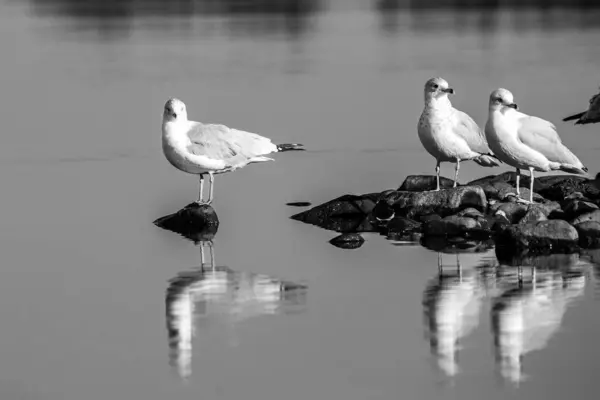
[329,233,365,249]
[518,207,547,225]
[154,203,220,243]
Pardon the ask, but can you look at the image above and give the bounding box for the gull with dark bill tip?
[563,88,600,125]
[485,88,588,204]
[418,77,500,191]
[161,98,304,204]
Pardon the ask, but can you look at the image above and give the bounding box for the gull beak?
[443,88,455,94]
[507,103,518,110]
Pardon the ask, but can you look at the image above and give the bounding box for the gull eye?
[432,84,439,89]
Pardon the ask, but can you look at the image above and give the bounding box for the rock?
[154,203,219,243]
[562,199,599,220]
[496,249,579,268]
[574,221,600,248]
[329,233,365,249]
[381,186,487,219]
[372,199,395,222]
[423,215,490,239]
[495,220,579,252]
[537,176,600,202]
[398,175,455,192]
[386,216,422,240]
[290,193,382,232]
[286,201,312,207]
[570,210,600,226]
[456,207,485,219]
[493,202,529,224]
[421,236,495,253]
[518,207,547,225]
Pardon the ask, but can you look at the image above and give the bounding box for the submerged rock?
[329,233,365,249]
[423,215,490,239]
[154,203,219,243]
[495,220,579,252]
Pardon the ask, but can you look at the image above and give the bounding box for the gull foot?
[195,200,210,205]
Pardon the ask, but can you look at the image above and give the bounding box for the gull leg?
[207,173,215,204]
[197,175,205,204]
[435,161,441,191]
[529,167,535,203]
[505,168,526,202]
[453,159,460,188]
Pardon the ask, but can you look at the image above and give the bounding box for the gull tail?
[558,163,589,175]
[563,111,585,123]
[473,154,501,167]
[276,143,305,152]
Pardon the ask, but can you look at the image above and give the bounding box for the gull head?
[163,98,188,123]
[424,77,454,103]
[489,89,518,111]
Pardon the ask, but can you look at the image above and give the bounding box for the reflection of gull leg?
[438,252,443,274]
[456,254,462,281]
[518,265,523,286]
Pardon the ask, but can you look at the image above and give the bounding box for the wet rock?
[398,175,455,192]
[496,249,579,267]
[518,207,547,225]
[154,203,219,243]
[421,236,495,253]
[493,202,529,224]
[386,216,422,240]
[372,199,395,222]
[455,207,485,219]
[329,233,365,249]
[423,215,490,239]
[570,210,600,226]
[537,176,599,202]
[562,199,599,220]
[574,221,600,248]
[381,186,487,219]
[290,193,381,232]
[495,220,579,252]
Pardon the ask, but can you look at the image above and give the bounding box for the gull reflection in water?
[491,253,588,386]
[165,241,308,379]
[422,253,485,378]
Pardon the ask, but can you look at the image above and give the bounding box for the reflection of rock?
[491,267,586,385]
[165,242,307,379]
[329,233,365,249]
[421,237,495,254]
[154,203,219,243]
[422,254,484,377]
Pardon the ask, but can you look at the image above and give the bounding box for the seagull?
[485,88,588,203]
[162,98,304,204]
[418,77,500,191]
[563,88,600,125]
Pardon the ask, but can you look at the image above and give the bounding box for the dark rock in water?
[286,201,312,207]
[386,216,421,240]
[154,203,219,243]
[562,199,599,220]
[518,207,547,225]
[496,249,579,267]
[381,186,487,219]
[423,215,490,239]
[329,233,365,249]
[569,209,600,226]
[537,176,600,202]
[574,221,600,248]
[398,175,455,192]
[290,193,381,232]
[495,220,579,252]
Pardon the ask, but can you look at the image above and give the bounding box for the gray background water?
[1,0,600,399]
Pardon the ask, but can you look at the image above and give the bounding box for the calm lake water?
[2,0,600,399]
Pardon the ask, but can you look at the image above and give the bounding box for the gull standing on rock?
[485,88,588,203]
[563,88,600,125]
[418,77,500,191]
[162,98,304,204]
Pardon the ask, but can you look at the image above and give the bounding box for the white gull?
[418,77,500,191]
[162,98,304,204]
[484,88,588,203]
[563,87,600,125]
